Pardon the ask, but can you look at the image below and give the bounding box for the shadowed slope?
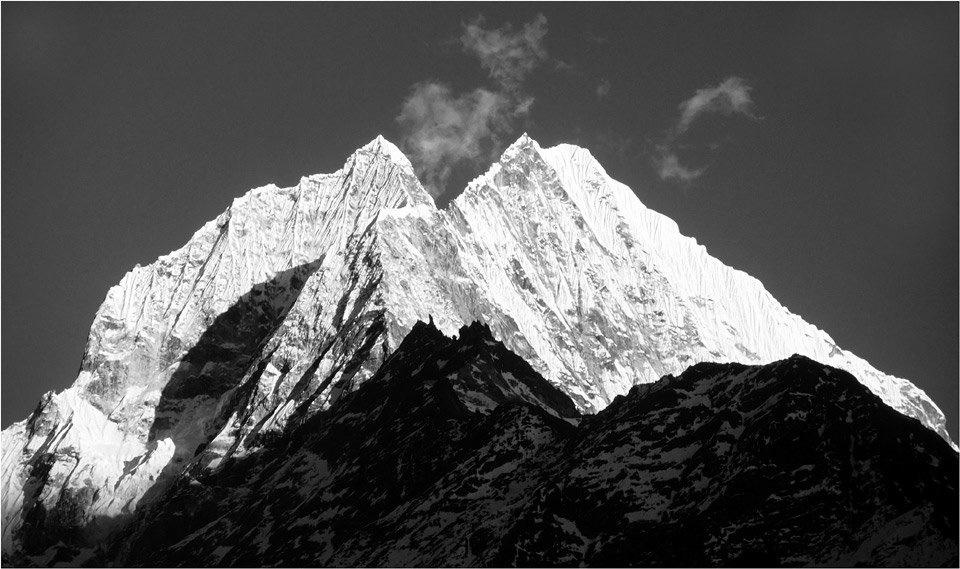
[108,325,956,567]
[8,260,322,565]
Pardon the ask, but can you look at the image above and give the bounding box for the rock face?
[72,322,960,566]
[1,134,955,565]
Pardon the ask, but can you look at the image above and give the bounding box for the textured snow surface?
[1,134,954,559]
[378,134,950,443]
[1,138,432,555]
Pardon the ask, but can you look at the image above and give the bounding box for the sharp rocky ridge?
[1,134,954,561]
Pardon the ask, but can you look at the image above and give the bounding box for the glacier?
[1,133,954,559]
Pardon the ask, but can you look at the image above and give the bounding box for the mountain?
[1,135,955,565]
[19,320,960,566]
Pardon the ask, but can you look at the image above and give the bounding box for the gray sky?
[3,4,957,438]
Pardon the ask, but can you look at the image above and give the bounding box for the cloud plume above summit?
[396,83,520,198]
[397,14,548,198]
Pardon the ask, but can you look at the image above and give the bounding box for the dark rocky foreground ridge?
[13,320,955,567]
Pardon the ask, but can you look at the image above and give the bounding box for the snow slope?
[378,134,951,443]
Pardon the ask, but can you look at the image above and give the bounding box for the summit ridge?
[362,134,418,169]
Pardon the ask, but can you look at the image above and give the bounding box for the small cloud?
[675,76,756,135]
[654,76,758,184]
[514,96,535,116]
[596,79,612,100]
[460,13,549,92]
[397,81,515,197]
[654,148,707,183]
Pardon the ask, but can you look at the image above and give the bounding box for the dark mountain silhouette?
[46,321,953,567]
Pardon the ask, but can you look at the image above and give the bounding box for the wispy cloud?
[460,14,548,93]
[655,76,758,183]
[397,83,517,196]
[596,79,612,100]
[675,76,756,135]
[398,14,549,198]
[654,149,706,183]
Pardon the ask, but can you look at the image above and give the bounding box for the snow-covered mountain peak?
[436,134,953,445]
[360,134,416,170]
[339,136,434,210]
[2,132,955,562]
[501,132,539,157]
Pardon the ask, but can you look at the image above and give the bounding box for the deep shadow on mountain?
[132,258,325,538]
[10,315,957,567]
[105,322,957,567]
[148,257,323,444]
[107,319,581,566]
[8,260,324,567]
